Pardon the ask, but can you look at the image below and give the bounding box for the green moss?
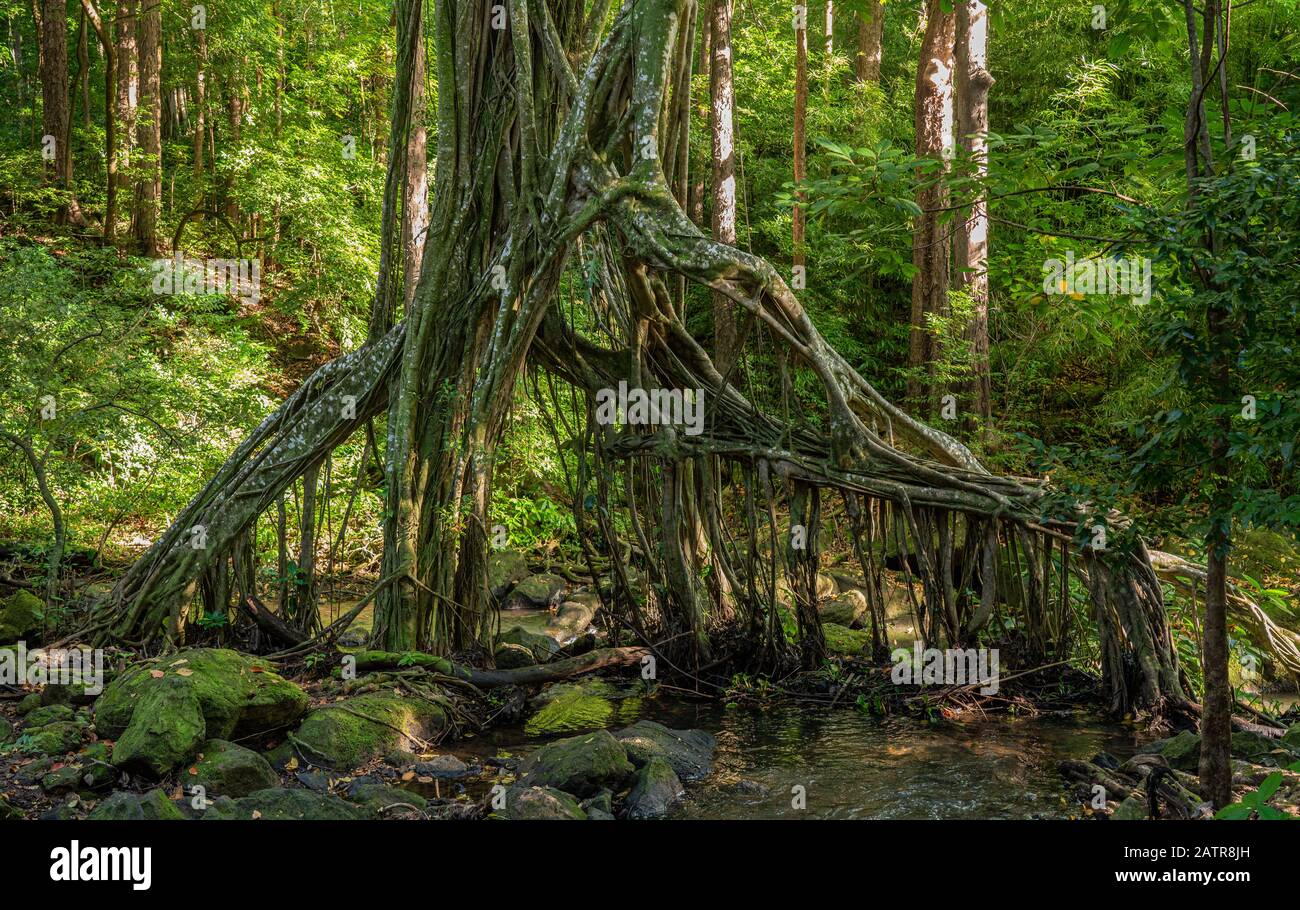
[518,729,635,798]
[94,649,308,748]
[13,720,83,756]
[202,788,367,820]
[822,623,871,656]
[192,739,280,797]
[0,591,45,642]
[525,681,618,736]
[291,693,446,770]
[110,675,207,777]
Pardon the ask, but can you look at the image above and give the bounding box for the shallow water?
[459,695,1148,820]
[325,600,1154,818]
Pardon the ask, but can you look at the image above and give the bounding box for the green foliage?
[1214,767,1300,821]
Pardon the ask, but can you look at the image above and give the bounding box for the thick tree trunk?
[131,0,161,255]
[192,25,205,205]
[81,0,117,243]
[75,7,89,127]
[793,3,807,269]
[1200,545,1233,807]
[115,0,136,216]
[1181,0,1233,808]
[906,0,954,411]
[223,74,244,225]
[99,0,1188,720]
[689,8,711,227]
[372,0,429,340]
[854,0,883,82]
[370,0,573,653]
[37,0,75,224]
[709,0,738,373]
[954,0,991,425]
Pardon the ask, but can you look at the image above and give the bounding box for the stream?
[477,610,1150,818]
[337,603,1155,818]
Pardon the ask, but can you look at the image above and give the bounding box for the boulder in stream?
[518,729,635,798]
[503,573,567,611]
[613,720,716,782]
[524,678,645,736]
[495,785,587,820]
[624,756,684,819]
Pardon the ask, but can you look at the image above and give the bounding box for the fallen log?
[238,594,308,648]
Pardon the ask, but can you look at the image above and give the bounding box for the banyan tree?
[90,0,1202,717]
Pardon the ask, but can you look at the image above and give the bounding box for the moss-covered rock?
[497,625,560,662]
[77,743,117,790]
[0,591,44,642]
[202,788,367,820]
[94,649,307,744]
[523,678,645,736]
[191,739,280,798]
[819,590,868,628]
[40,764,84,794]
[346,779,428,814]
[88,789,185,820]
[613,720,716,782]
[503,573,566,611]
[624,755,684,819]
[493,642,537,669]
[822,622,871,656]
[24,704,75,728]
[0,715,12,745]
[1155,730,1201,772]
[488,550,531,600]
[495,785,587,819]
[1230,731,1278,763]
[1112,796,1147,820]
[291,692,445,770]
[16,692,40,715]
[518,729,635,798]
[524,680,617,736]
[111,675,206,778]
[13,720,83,756]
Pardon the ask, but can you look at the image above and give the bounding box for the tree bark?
[37,0,75,224]
[115,0,136,218]
[710,0,738,373]
[223,71,244,225]
[1180,0,1231,808]
[131,0,161,255]
[192,24,205,206]
[793,2,808,269]
[75,7,89,127]
[954,0,991,425]
[906,0,955,410]
[855,0,883,82]
[372,0,429,340]
[81,0,117,243]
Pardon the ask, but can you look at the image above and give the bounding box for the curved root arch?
[99,0,1186,715]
